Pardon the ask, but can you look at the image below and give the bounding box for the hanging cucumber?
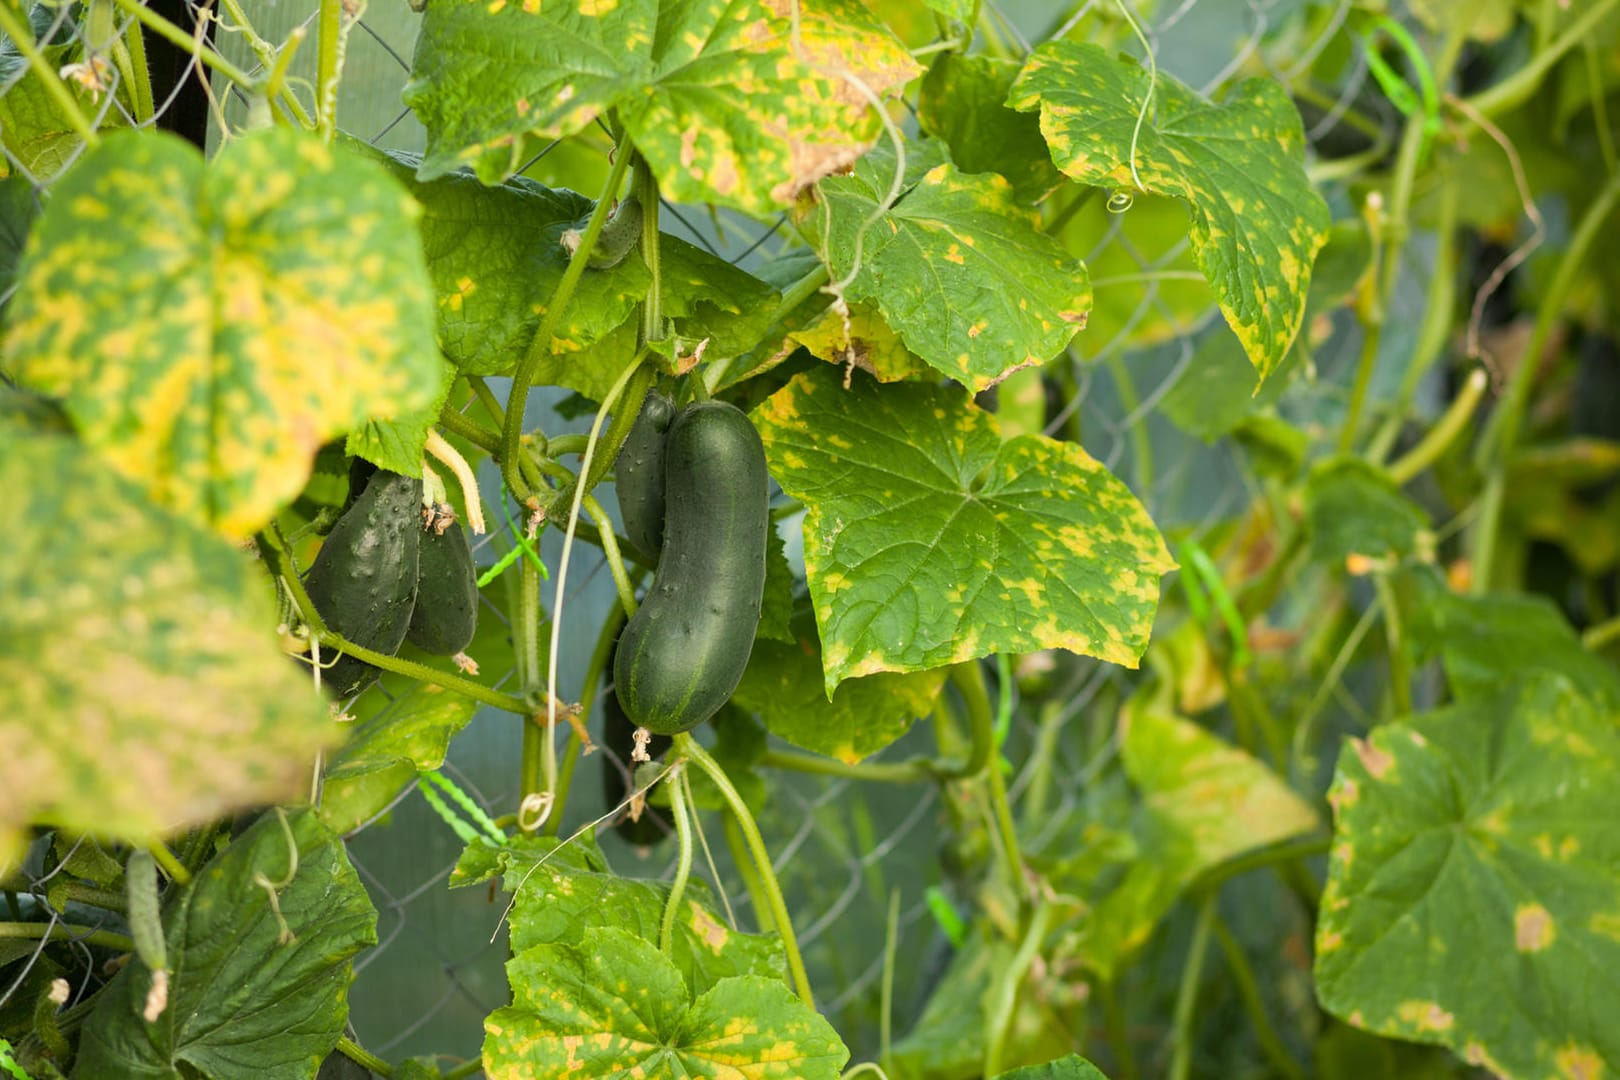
[303,469,422,698]
[561,196,643,270]
[406,505,479,656]
[613,401,769,735]
[615,390,676,560]
[601,635,672,846]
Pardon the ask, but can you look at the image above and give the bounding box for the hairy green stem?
[677,734,813,1005]
[940,663,996,781]
[437,406,501,455]
[1388,367,1488,484]
[760,748,933,784]
[582,494,638,618]
[635,156,663,346]
[1468,0,1620,117]
[659,768,694,959]
[983,898,1055,1077]
[109,0,254,87]
[518,556,545,799]
[0,5,101,146]
[0,921,134,952]
[723,814,775,934]
[315,0,342,138]
[502,147,635,496]
[1192,835,1332,894]
[147,842,190,887]
[1168,897,1216,1080]
[336,1037,393,1077]
[1210,912,1305,1080]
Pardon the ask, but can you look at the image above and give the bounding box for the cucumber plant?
[2,2,1618,1079]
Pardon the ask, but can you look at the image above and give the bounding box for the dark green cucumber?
[406,512,479,655]
[304,469,422,698]
[615,390,676,560]
[601,635,672,846]
[613,401,769,735]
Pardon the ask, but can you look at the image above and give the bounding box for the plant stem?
[1192,835,1332,894]
[659,767,693,959]
[109,0,254,88]
[0,5,100,147]
[546,602,627,836]
[1101,979,1138,1080]
[879,889,899,1072]
[1168,897,1216,1080]
[723,814,775,933]
[1210,912,1305,1080]
[940,662,996,781]
[147,842,190,887]
[582,495,638,617]
[0,922,134,952]
[759,748,933,784]
[676,734,814,1005]
[315,0,342,138]
[468,375,506,428]
[1336,317,1382,455]
[983,898,1055,1077]
[501,146,635,496]
[438,406,502,455]
[335,1036,393,1077]
[120,9,155,124]
[635,155,663,345]
[1472,170,1620,589]
[1388,367,1487,484]
[1468,0,1620,117]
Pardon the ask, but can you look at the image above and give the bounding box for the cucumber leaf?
[918,53,1063,206]
[993,1057,1112,1079]
[754,367,1174,692]
[800,140,1092,392]
[1010,42,1330,380]
[1305,458,1433,568]
[0,429,338,872]
[484,927,846,1080]
[1,128,445,538]
[1316,674,1620,1078]
[73,810,377,1079]
[404,0,917,217]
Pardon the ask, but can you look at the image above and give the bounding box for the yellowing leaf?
[1010,42,1330,380]
[2,128,445,538]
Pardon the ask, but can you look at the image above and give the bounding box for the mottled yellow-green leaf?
[788,300,929,383]
[0,429,340,874]
[1010,42,1330,380]
[1072,700,1317,978]
[1317,675,1620,1079]
[404,0,918,218]
[802,139,1091,392]
[919,52,1063,206]
[485,927,847,1079]
[2,128,445,538]
[754,367,1174,693]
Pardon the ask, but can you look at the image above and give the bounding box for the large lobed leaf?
[801,140,1091,392]
[1316,675,1620,1078]
[404,0,917,217]
[753,368,1174,692]
[73,809,378,1079]
[1010,42,1330,380]
[1,128,444,538]
[0,429,338,871]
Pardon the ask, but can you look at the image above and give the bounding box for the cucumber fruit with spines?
[406,505,479,656]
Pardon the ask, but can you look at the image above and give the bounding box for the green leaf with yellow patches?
[1010,42,1330,380]
[495,833,784,997]
[1073,700,1319,978]
[1,128,445,538]
[753,367,1174,693]
[919,53,1063,206]
[799,140,1092,392]
[73,809,377,1078]
[1316,674,1620,1078]
[787,300,931,383]
[404,0,917,218]
[735,609,946,763]
[0,429,340,871]
[318,682,478,836]
[485,927,848,1079]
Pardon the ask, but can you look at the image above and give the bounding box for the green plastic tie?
[924,885,967,948]
[419,770,507,846]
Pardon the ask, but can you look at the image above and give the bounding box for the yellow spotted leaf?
[1,128,445,538]
[1317,675,1620,1078]
[0,428,340,873]
[485,927,848,1079]
[404,0,918,218]
[753,367,1175,693]
[1010,42,1330,380]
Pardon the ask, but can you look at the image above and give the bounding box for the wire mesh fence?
[0,0,1426,1073]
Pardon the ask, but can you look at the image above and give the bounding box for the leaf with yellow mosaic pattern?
[799,139,1091,392]
[0,428,340,874]
[0,128,444,538]
[484,927,848,1079]
[404,0,917,218]
[753,367,1174,693]
[1009,42,1330,380]
[1316,674,1620,1078]
[1072,699,1319,978]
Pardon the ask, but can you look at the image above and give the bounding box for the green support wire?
[1180,539,1253,671]
[475,486,550,588]
[1361,16,1442,165]
[418,770,508,847]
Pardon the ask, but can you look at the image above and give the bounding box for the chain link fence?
[0,0,1419,1073]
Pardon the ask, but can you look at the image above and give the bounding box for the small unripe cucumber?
[615,390,676,560]
[304,470,422,698]
[613,401,769,735]
[406,511,478,655]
